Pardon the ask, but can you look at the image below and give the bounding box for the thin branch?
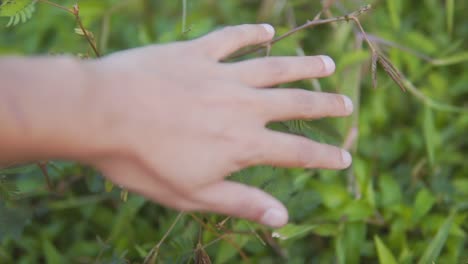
[73,5,101,57]
[350,16,377,53]
[143,212,185,264]
[227,5,372,60]
[190,213,249,261]
[37,0,73,14]
[403,79,468,114]
[37,0,100,57]
[37,162,53,191]
[360,33,433,62]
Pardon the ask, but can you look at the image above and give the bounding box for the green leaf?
[104,180,114,192]
[412,188,436,224]
[378,174,402,207]
[386,0,401,30]
[374,235,398,264]
[0,164,37,175]
[342,200,374,221]
[272,223,316,240]
[423,105,437,166]
[216,220,251,263]
[314,182,350,209]
[42,239,64,264]
[0,202,31,241]
[446,0,454,35]
[337,50,371,72]
[0,0,36,27]
[0,176,19,201]
[108,196,146,241]
[432,52,468,66]
[311,223,339,237]
[418,214,454,264]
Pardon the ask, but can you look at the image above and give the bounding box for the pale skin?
[0,24,353,227]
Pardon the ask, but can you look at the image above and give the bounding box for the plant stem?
[37,0,100,57]
[143,212,185,264]
[227,5,372,60]
[73,5,101,57]
[190,213,249,261]
[37,0,73,14]
[37,162,53,191]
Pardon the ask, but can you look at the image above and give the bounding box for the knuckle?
[172,200,197,212]
[289,90,314,116]
[293,139,312,167]
[232,91,256,108]
[225,25,248,40]
[232,134,263,168]
[266,59,290,79]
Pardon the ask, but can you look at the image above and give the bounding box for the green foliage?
[1,0,467,263]
[374,235,398,264]
[0,0,36,27]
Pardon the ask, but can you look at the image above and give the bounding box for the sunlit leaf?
[0,0,36,27]
[418,214,455,264]
[272,223,316,240]
[412,188,436,224]
[374,235,398,264]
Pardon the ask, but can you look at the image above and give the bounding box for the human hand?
[86,24,353,227]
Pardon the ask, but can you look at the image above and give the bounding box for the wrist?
[0,56,121,164]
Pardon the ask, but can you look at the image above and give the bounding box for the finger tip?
[342,95,354,114]
[261,24,275,38]
[260,207,289,228]
[320,55,336,74]
[341,149,353,168]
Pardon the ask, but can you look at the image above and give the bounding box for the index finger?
[194,24,275,60]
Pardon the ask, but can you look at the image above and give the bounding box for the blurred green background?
[1,0,467,263]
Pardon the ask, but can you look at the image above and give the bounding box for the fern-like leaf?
[0,0,36,27]
[0,175,20,201]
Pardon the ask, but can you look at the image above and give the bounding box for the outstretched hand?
[86,24,353,227]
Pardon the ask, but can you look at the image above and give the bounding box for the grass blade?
[417,214,455,264]
[374,235,398,264]
[371,51,378,89]
[446,0,454,35]
[378,53,407,92]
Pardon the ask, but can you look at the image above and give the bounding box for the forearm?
[0,56,107,166]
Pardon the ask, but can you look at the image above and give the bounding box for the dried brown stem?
[37,1,100,57]
[73,5,101,58]
[143,212,185,264]
[37,0,73,14]
[37,162,53,191]
[190,214,249,261]
[227,5,372,60]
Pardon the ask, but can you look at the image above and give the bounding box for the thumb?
[192,181,288,228]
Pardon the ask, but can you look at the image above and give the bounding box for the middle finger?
[227,55,335,87]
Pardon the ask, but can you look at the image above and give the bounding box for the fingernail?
[341,150,352,167]
[320,55,336,73]
[342,96,354,113]
[260,208,288,227]
[262,24,275,36]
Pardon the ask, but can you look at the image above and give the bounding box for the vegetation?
[1,0,467,263]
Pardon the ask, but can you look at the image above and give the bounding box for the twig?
[73,5,101,57]
[143,212,185,264]
[359,33,433,62]
[37,0,73,14]
[37,0,100,57]
[227,5,372,60]
[190,213,249,261]
[37,162,53,191]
